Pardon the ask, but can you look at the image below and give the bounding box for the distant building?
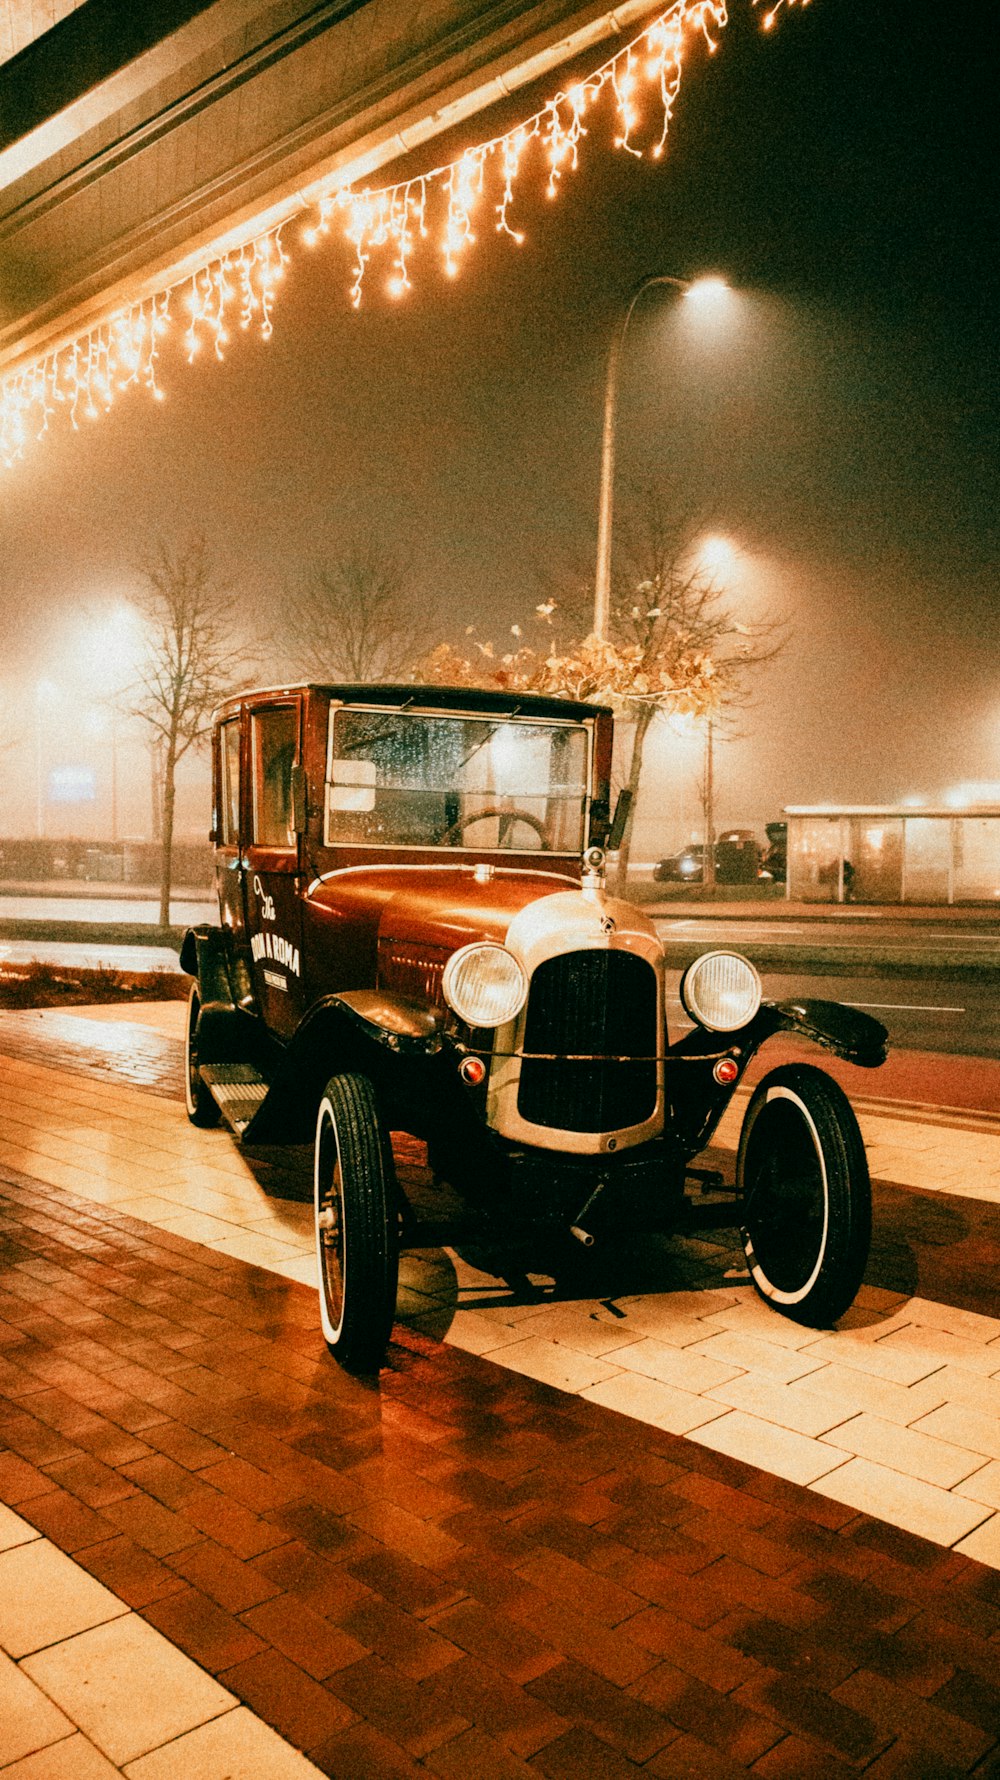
[784,806,1000,904]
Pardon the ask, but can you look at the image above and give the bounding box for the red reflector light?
[713,1057,739,1085]
[459,1055,486,1086]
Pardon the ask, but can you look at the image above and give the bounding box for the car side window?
[251,707,297,848]
[220,719,241,846]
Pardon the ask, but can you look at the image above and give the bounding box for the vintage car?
[180,683,887,1371]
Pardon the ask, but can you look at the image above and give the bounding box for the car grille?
[516,949,658,1133]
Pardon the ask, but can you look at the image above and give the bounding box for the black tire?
[314,1073,399,1372]
[737,1063,871,1327]
[184,985,221,1128]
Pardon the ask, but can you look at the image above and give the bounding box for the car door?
[214,711,251,966]
[245,699,305,1039]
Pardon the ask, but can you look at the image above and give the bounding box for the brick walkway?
[3,1006,1000,1774]
[3,1178,1000,1773]
[0,1008,183,1097]
[4,1005,1000,1560]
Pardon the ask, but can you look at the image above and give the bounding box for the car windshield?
[325,707,590,852]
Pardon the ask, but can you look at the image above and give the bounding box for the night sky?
[1,0,996,847]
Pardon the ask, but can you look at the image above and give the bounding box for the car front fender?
[334,990,447,1054]
[665,995,886,1158]
[764,998,888,1068]
[242,993,448,1145]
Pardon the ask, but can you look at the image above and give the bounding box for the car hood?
[304,862,659,1006]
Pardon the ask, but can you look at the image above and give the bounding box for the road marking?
[802,938,997,950]
[842,999,966,1014]
[657,920,997,949]
[664,920,808,934]
[666,996,965,1016]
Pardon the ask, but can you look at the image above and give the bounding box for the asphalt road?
[0,896,994,1058]
[666,966,997,1061]
[654,912,998,1058]
[656,911,1000,962]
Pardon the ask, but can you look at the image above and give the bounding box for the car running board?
[199,1064,269,1136]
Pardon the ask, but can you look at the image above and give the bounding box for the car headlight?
[442,943,528,1028]
[680,950,762,1032]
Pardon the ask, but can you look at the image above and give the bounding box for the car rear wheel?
[184,985,221,1127]
[737,1063,871,1327]
[314,1073,399,1372]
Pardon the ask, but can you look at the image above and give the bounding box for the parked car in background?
[653,829,761,885]
[181,682,886,1372]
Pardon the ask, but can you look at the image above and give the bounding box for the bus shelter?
[784,806,1000,904]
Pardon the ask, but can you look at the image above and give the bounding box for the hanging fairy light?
[759,0,811,28]
[312,0,730,299]
[0,0,797,469]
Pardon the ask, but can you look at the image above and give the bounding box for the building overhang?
[0,0,660,379]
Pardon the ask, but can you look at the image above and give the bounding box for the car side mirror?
[606,789,633,852]
[290,764,308,834]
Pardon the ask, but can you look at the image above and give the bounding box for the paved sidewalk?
[0,1502,322,1776]
[2,1003,1000,1774]
[1,1006,1000,1560]
[4,1162,1000,1778]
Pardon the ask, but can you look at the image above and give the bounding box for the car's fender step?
[200,1064,270,1136]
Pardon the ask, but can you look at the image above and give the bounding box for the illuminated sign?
[49,766,96,804]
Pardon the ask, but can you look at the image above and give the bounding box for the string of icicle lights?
[0,0,806,468]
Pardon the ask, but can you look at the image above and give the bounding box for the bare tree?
[279,536,436,683]
[420,485,783,890]
[126,536,237,926]
[603,491,775,885]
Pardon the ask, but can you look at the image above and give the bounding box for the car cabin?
[209,682,614,1035]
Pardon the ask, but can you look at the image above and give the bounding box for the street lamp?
[80,603,142,857]
[592,273,730,639]
[34,678,59,840]
[84,705,120,845]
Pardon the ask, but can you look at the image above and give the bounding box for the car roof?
[215,683,610,722]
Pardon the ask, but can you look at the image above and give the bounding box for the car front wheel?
[737,1063,871,1327]
[314,1073,399,1372]
[184,985,221,1128]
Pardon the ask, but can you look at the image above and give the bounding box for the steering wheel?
[439,806,548,849]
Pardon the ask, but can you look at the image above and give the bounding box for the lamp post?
[592,273,730,640]
[110,712,119,846]
[81,604,141,859]
[34,679,58,840]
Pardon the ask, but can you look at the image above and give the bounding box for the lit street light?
[696,533,739,578]
[592,273,731,639]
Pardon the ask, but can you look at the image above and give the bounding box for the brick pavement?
[2,1176,1000,1770]
[0,1009,183,1097]
[3,1004,1000,1560]
[3,1005,1000,1773]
